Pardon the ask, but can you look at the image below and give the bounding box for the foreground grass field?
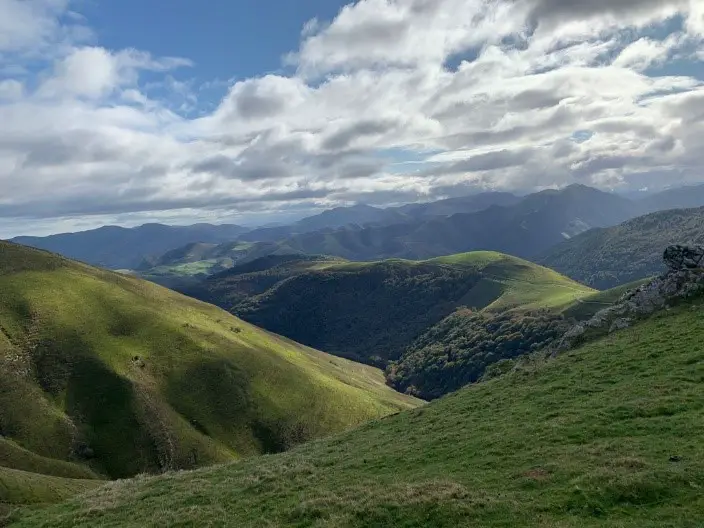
[14,298,704,527]
[0,242,419,509]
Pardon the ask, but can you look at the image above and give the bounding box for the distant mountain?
[238,193,520,243]
[188,251,593,398]
[392,191,520,220]
[275,185,641,261]
[539,206,704,289]
[639,183,704,213]
[238,204,409,243]
[11,223,251,270]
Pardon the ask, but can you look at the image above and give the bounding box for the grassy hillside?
[16,298,704,527]
[190,251,593,399]
[0,242,419,504]
[136,241,296,289]
[562,278,652,320]
[215,252,592,365]
[540,207,704,289]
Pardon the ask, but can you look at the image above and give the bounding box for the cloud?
[38,47,192,99]
[0,79,23,100]
[0,0,70,52]
[1,0,704,235]
[612,34,685,71]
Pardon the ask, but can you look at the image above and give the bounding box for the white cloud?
[612,34,685,71]
[38,47,193,100]
[0,79,23,100]
[1,0,704,235]
[0,0,69,52]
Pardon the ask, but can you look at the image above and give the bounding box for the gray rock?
[609,318,632,333]
[664,245,704,271]
[554,245,704,354]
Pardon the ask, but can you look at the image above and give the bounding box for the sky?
[0,0,703,237]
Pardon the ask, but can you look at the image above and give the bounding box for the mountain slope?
[277,184,641,261]
[238,204,410,243]
[393,191,520,219]
[640,183,704,213]
[17,297,704,527]
[135,241,297,289]
[192,252,593,393]
[0,242,419,492]
[540,207,704,289]
[11,223,251,270]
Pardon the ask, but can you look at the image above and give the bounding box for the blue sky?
[81,0,347,82]
[0,0,703,236]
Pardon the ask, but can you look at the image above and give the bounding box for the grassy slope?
[562,278,652,321]
[16,300,704,527]
[217,251,593,365]
[0,242,419,494]
[428,252,594,311]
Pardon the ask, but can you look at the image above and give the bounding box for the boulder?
[664,245,704,271]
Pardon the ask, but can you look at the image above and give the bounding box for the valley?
[0,241,418,510]
[3,186,704,526]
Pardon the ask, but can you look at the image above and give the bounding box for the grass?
[0,467,100,507]
[562,278,652,321]
[330,252,595,313]
[13,298,704,527]
[0,439,99,481]
[0,241,419,505]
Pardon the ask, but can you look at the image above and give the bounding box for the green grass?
[563,278,652,321]
[0,241,419,500]
[329,252,594,313]
[0,467,100,507]
[0,439,99,481]
[147,259,227,277]
[14,299,704,527]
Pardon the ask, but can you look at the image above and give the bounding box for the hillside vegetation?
[191,251,594,398]
[136,241,295,289]
[540,207,704,289]
[0,242,419,507]
[16,298,704,527]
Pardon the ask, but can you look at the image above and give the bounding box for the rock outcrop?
[664,245,704,271]
[554,245,704,354]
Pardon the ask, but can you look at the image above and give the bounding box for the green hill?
[190,251,593,399]
[0,242,419,506]
[135,241,298,290]
[540,207,704,289]
[15,295,704,527]
[562,278,652,321]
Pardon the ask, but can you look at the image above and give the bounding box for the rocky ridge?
[554,245,704,353]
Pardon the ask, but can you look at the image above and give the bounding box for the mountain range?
[3,199,704,525]
[11,223,251,270]
[141,183,704,281]
[540,206,704,289]
[11,184,704,275]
